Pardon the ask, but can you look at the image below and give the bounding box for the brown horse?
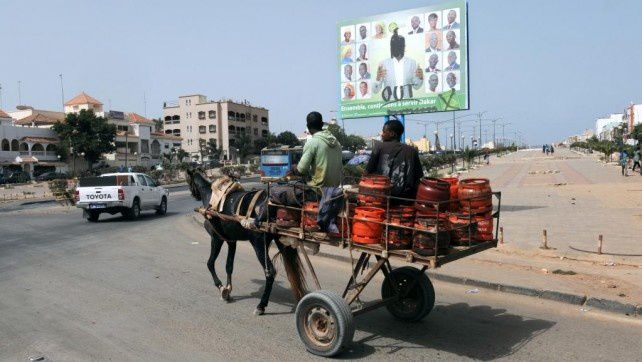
[186,168,307,315]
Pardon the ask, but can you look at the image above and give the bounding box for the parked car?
[35,172,69,182]
[75,172,169,222]
[0,171,31,184]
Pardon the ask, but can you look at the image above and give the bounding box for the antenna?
[59,74,65,112]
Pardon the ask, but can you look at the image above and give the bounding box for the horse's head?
[186,167,212,207]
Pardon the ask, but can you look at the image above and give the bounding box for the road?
[0,188,640,361]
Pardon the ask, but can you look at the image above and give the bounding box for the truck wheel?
[381,266,435,322]
[125,198,141,220]
[86,211,100,222]
[156,196,167,215]
[295,290,354,357]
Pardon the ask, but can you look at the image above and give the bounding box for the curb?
[188,213,639,317]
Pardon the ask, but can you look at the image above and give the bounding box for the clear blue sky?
[1,0,641,145]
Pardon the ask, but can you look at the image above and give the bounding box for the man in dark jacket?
[365,119,424,201]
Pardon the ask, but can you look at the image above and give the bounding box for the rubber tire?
[295,290,355,357]
[156,196,167,215]
[86,211,100,222]
[381,266,435,322]
[125,198,141,220]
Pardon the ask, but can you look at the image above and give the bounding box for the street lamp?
[433,130,439,151]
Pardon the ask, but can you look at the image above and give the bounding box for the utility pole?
[451,111,456,173]
[492,119,497,147]
[59,74,65,112]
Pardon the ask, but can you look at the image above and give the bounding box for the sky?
[1,0,641,145]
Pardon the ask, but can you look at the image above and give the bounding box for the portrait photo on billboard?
[338,1,468,118]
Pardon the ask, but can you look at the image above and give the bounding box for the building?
[162,95,270,162]
[405,136,430,153]
[1,108,65,176]
[63,93,180,168]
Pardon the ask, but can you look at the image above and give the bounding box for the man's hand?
[376,64,386,81]
[415,65,424,80]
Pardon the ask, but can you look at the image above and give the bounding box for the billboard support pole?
[384,114,405,143]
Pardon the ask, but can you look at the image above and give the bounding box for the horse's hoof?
[254,307,265,316]
[221,287,231,301]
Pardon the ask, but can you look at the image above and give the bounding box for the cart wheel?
[381,266,435,322]
[295,290,354,357]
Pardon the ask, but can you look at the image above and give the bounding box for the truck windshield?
[79,175,132,187]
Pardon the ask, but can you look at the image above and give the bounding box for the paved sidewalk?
[463,148,642,263]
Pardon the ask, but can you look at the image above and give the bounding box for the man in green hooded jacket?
[295,111,343,187]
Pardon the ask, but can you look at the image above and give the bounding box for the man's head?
[343,86,351,99]
[447,51,457,65]
[343,30,352,43]
[390,29,405,60]
[382,119,404,142]
[446,30,456,46]
[359,81,368,96]
[411,16,421,30]
[359,25,367,39]
[428,13,438,29]
[344,64,353,80]
[429,74,439,91]
[359,43,367,58]
[375,23,384,35]
[429,53,439,68]
[447,10,457,24]
[446,72,457,88]
[429,32,438,48]
[359,62,368,77]
[306,111,324,134]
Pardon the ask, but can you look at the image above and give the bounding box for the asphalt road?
[1,190,640,361]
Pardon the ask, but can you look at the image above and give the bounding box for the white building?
[162,95,270,162]
[1,109,66,176]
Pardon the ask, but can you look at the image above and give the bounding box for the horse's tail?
[275,241,308,301]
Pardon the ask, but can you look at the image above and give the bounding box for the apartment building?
[162,94,270,162]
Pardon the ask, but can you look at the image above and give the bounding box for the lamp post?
[57,154,61,173]
[450,134,454,173]
[433,130,439,151]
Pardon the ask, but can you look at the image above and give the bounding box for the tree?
[276,131,300,147]
[206,138,221,160]
[326,123,348,146]
[235,134,253,163]
[253,132,279,153]
[52,109,116,167]
[345,134,367,152]
[176,148,189,163]
[153,118,163,132]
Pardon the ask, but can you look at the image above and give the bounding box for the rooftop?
[65,92,103,106]
[14,110,65,126]
[0,109,10,118]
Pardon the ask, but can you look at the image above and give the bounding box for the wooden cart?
[202,185,501,357]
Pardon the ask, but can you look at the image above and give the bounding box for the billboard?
[338,1,469,119]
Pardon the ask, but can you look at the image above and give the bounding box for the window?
[228,125,236,134]
[229,138,236,146]
[254,128,258,136]
[209,125,216,133]
[199,126,206,134]
[137,175,148,186]
[141,139,149,153]
[173,129,181,136]
[209,110,216,119]
[73,105,79,110]
[239,113,246,122]
[261,117,268,125]
[117,125,129,132]
[198,111,206,120]
[262,130,268,137]
[253,115,258,122]
[172,115,180,120]
[165,129,172,134]
[144,176,156,187]
[228,111,235,121]
[209,138,216,147]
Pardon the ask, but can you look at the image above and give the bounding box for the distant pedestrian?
[620,150,629,176]
[632,147,641,174]
[550,144,555,154]
[542,144,546,153]
[484,150,490,165]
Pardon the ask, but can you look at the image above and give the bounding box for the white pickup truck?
[75,172,169,222]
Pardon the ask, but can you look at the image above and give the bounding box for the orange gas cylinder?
[352,206,385,244]
[302,202,319,231]
[415,177,451,213]
[449,213,474,245]
[473,213,494,241]
[458,178,492,213]
[439,177,460,211]
[412,215,451,256]
[358,175,391,207]
[384,206,415,250]
[276,207,300,227]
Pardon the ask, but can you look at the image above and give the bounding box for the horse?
[185,168,307,315]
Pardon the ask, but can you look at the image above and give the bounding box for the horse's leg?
[221,241,237,301]
[206,234,226,296]
[251,235,275,316]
